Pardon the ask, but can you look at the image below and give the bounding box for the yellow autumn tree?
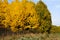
[8,0,39,32]
[1,0,10,28]
[0,0,3,28]
[0,0,52,33]
[0,0,9,28]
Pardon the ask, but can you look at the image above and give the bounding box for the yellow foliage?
[0,0,39,32]
[0,0,51,33]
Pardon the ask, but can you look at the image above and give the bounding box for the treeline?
[0,0,52,33]
[51,25,60,33]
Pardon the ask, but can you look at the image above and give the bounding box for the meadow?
[0,33,60,40]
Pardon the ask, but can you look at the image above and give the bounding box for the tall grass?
[0,33,60,40]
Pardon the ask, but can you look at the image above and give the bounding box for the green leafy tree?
[35,1,52,33]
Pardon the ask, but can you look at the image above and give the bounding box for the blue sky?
[8,0,60,26]
[42,0,60,26]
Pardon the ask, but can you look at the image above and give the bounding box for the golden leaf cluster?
[0,0,52,33]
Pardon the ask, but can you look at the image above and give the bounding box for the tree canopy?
[0,0,52,33]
